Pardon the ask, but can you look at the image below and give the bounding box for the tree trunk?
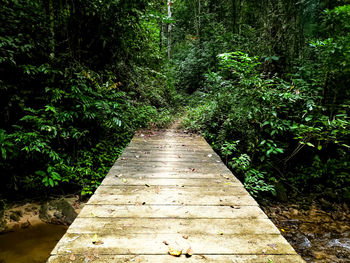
[167,0,172,59]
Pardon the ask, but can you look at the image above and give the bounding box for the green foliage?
[182,47,350,199]
[0,0,175,197]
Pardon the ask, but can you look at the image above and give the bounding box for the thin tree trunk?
[48,0,55,59]
[160,21,163,51]
[198,0,201,37]
[167,0,172,59]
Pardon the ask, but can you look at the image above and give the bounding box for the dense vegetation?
[1,0,349,203]
[0,0,174,197]
[172,0,350,202]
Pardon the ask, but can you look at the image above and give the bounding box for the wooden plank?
[105,171,229,179]
[52,233,297,255]
[101,177,242,187]
[88,187,257,206]
[78,204,267,219]
[109,163,231,173]
[117,156,222,163]
[67,218,281,235]
[48,255,306,263]
[94,186,249,195]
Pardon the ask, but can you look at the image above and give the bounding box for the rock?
[274,182,288,202]
[49,198,77,225]
[0,200,7,233]
[39,203,52,222]
[290,208,299,216]
[319,198,333,211]
[21,220,31,229]
[323,188,337,201]
[313,251,328,260]
[9,211,22,222]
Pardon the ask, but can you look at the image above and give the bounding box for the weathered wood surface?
[47,130,305,263]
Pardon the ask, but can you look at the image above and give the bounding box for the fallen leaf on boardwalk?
[178,155,182,158]
[91,212,96,217]
[208,154,212,157]
[92,234,98,244]
[135,155,140,159]
[121,157,127,160]
[185,247,193,257]
[94,240,104,245]
[135,202,142,206]
[145,183,150,187]
[116,174,123,178]
[91,234,104,245]
[198,255,207,259]
[225,182,232,186]
[218,231,224,235]
[154,187,160,194]
[267,243,278,250]
[182,235,189,239]
[168,246,182,257]
[69,253,76,261]
[163,240,169,245]
[122,178,127,183]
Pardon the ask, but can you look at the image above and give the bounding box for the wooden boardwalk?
[47,130,305,263]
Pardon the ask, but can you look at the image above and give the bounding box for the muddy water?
[0,223,67,263]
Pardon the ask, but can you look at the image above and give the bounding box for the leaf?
[122,178,127,183]
[185,247,193,257]
[306,142,315,147]
[168,246,182,257]
[69,253,76,261]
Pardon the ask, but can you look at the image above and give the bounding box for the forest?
[1,0,349,202]
[1,0,350,262]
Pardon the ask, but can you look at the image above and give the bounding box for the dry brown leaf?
[94,240,104,245]
[185,247,193,257]
[69,253,76,261]
[182,235,189,239]
[267,243,278,250]
[163,240,169,245]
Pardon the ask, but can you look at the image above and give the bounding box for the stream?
[0,223,67,263]
[262,202,350,263]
